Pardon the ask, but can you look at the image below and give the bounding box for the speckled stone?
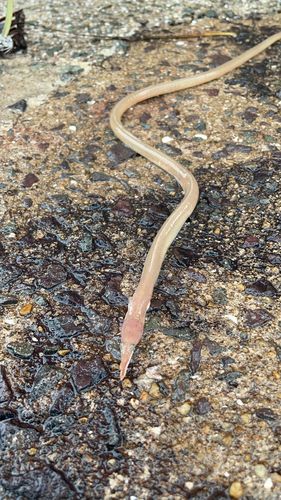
[229,482,243,498]
[7,342,34,359]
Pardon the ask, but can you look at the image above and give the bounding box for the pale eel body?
[110,32,281,380]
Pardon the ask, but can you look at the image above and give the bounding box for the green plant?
[0,0,14,52]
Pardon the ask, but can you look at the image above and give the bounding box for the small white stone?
[264,478,273,489]
[107,458,116,466]
[129,398,139,409]
[194,134,207,140]
[254,464,267,479]
[177,402,191,416]
[185,482,194,490]
[162,136,173,143]
[224,314,238,324]
[149,426,162,436]
[48,452,58,462]
[69,125,76,131]
[237,399,243,406]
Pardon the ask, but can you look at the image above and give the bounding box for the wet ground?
[0,1,281,499]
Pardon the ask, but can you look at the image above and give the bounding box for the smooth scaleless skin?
[110,32,281,380]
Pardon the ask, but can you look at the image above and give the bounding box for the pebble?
[162,136,173,143]
[194,397,212,415]
[162,326,196,341]
[149,382,161,399]
[271,472,281,483]
[241,413,252,424]
[229,481,243,498]
[28,448,37,456]
[33,295,49,307]
[264,478,273,489]
[7,99,27,112]
[213,287,227,304]
[245,308,274,328]
[254,464,267,479]
[58,349,70,357]
[221,357,236,369]
[190,340,202,374]
[0,295,18,306]
[201,424,211,434]
[221,434,232,447]
[186,269,207,283]
[22,173,39,188]
[0,365,13,402]
[80,232,93,253]
[237,283,245,291]
[256,407,276,421]
[78,418,88,424]
[38,264,68,289]
[112,200,134,216]
[172,369,190,402]
[44,344,61,355]
[91,171,117,182]
[177,402,191,416]
[20,303,33,316]
[244,278,278,297]
[205,9,218,18]
[130,398,139,409]
[106,143,137,167]
[72,357,107,392]
[107,458,116,467]
[48,452,58,462]
[140,391,149,403]
[203,337,222,355]
[194,121,206,131]
[123,378,132,389]
[7,342,34,359]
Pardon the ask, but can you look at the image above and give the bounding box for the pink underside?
[119,317,146,380]
[121,317,144,346]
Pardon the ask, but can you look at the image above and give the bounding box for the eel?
[110,31,281,380]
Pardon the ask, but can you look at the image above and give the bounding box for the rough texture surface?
[0,0,281,499]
